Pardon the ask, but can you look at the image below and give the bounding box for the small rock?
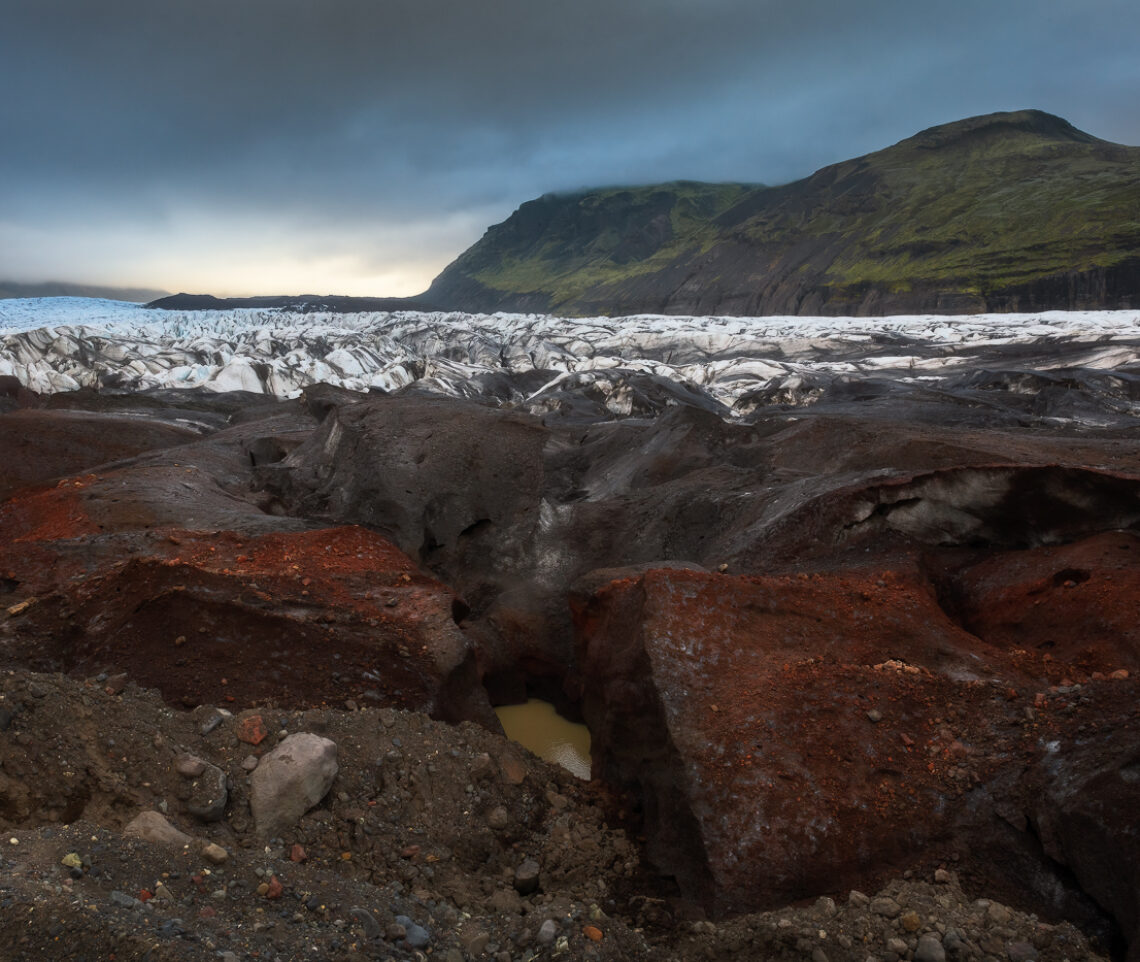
[265,875,283,899]
[498,748,527,785]
[60,852,83,869]
[462,931,491,955]
[812,950,829,962]
[870,897,900,918]
[236,714,269,746]
[395,914,430,949]
[350,907,381,939]
[1006,941,1038,962]
[185,762,228,822]
[199,713,224,736]
[887,938,909,955]
[104,673,129,694]
[815,896,838,917]
[915,934,946,962]
[536,919,559,945]
[471,753,496,781]
[866,709,883,723]
[987,903,1012,925]
[289,843,307,863]
[124,811,193,847]
[934,869,952,884]
[487,806,511,830]
[584,925,603,942]
[110,890,141,909]
[900,910,922,931]
[241,754,260,772]
[153,882,173,901]
[201,843,228,864]
[487,887,522,914]
[513,858,541,895]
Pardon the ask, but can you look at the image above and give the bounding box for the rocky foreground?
[1,306,1139,960]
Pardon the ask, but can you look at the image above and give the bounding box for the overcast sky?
[3,0,1138,297]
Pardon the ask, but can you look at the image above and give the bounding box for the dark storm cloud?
[2,0,1138,294]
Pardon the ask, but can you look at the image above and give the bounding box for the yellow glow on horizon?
[0,205,491,302]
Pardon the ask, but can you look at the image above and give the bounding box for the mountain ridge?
[424,109,1140,316]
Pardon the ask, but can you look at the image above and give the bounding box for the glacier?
[1,297,1139,421]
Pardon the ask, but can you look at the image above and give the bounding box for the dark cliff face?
[425,110,1140,316]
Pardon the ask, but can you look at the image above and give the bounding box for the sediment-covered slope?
[425,110,1140,316]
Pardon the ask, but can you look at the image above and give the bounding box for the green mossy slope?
[426,111,1140,316]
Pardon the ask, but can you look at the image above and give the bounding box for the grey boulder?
[249,733,338,837]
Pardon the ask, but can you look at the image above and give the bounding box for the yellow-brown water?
[494,699,592,780]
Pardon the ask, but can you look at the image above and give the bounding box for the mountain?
[147,292,440,312]
[425,110,1140,316]
[0,280,169,302]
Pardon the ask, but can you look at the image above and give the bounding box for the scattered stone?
[934,869,952,884]
[174,753,208,778]
[584,924,603,941]
[110,891,141,910]
[487,805,511,830]
[915,934,947,962]
[199,713,224,736]
[536,919,559,945]
[104,673,129,694]
[60,852,83,869]
[461,930,491,955]
[201,843,228,865]
[241,754,259,772]
[124,811,193,847]
[236,714,269,745]
[396,915,431,948]
[900,909,922,931]
[870,896,900,918]
[815,896,838,917]
[249,732,339,837]
[987,902,1012,925]
[153,882,173,901]
[184,762,228,822]
[349,907,381,939]
[513,858,541,895]
[498,748,527,785]
[265,875,283,899]
[1006,940,1039,962]
[867,709,883,723]
[5,598,37,617]
[289,843,307,863]
[470,752,496,781]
